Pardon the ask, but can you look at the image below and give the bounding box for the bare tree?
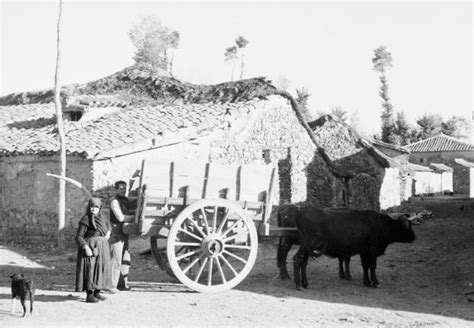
[224,46,238,81]
[54,0,66,251]
[235,36,249,80]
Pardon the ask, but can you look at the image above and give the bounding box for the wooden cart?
[124,159,282,293]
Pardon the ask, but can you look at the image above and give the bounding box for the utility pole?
[54,0,66,251]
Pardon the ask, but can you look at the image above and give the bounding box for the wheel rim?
[166,199,258,293]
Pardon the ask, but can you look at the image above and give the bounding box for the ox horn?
[388,213,417,221]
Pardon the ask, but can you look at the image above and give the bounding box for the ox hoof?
[279,274,291,281]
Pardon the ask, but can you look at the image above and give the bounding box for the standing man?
[109,180,136,291]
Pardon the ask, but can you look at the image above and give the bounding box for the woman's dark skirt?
[75,236,113,292]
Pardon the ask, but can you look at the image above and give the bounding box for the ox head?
[388,213,417,243]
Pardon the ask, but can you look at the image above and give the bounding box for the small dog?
[10,273,35,317]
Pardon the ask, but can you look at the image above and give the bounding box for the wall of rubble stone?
[209,96,343,207]
[0,155,92,242]
[451,163,472,196]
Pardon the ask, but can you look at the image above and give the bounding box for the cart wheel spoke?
[183,255,203,275]
[200,208,210,235]
[177,249,200,261]
[216,209,230,234]
[178,227,203,242]
[208,258,214,286]
[224,244,251,250]
[174,242,201,247]
[215,256,227,283]
[194,257,208,283]
[222,218,245,237]
[186,216,207,238]
[222,249,247,264]
[212,206,218,232]
[218,254,237,277]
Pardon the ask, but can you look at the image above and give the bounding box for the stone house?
[450,159,474,197]
[408,163,453,196]
[405,133,474,165]
[308,115,412,210]
[0,67,348,239]
[405,133,474,195]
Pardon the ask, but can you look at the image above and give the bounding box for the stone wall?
[209,96,342,207]
[451,163,471,196]
[0,155,92,242]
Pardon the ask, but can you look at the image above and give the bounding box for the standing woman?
[75,198,113,303]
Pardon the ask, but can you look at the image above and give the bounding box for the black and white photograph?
[0,0,473,326]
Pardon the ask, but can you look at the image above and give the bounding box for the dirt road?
[1,203,474,327]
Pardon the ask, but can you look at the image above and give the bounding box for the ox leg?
[369,258,379,287]
[277,237,292,280]
[360,254,372,287]
[339,257,351,280]
[344,257,352,280]
[293,246,309,290]
[338,257,345,279]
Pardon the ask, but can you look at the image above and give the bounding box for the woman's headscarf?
[82,197,109,235]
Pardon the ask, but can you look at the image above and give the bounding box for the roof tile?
[405,134,474,152]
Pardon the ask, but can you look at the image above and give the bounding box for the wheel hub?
[201,234,224,258]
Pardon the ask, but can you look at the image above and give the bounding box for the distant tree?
[330,106,347,122]
[442,115,472,140]
[129,16,180,74]
[235,36,249,79]
[225,36,249,81]
[394,111,411,145]
[372,45,396,144]
[295,87,312,122]
[224,46,238,81]
[416,113,443,140]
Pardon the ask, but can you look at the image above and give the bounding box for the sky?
[0,1,472,135]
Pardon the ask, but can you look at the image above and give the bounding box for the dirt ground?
[1,199,474,327]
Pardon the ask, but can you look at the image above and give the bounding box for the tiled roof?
[0,100,258,158]
[0,66,281,158]
[429,163,453,172]
[405,134,474,152]
[408,163,432,172]
[371,139,410,154]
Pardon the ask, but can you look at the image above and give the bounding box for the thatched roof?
[0,66,278,106]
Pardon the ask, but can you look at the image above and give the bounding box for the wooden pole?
[54,0,66,251]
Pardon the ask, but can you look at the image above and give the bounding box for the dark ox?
[276,204,351,281]
[293,207,416,290]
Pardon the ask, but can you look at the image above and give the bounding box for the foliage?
[415,113,443,140]
[129,16,180,74]
[372,46,393,74]
[224,36,249,81]
[393,111,411,146]
[330,106,347,122]
[295,87,313,122]
[224,46,238,81]
[372,45,396,144]
[441,116,472,140]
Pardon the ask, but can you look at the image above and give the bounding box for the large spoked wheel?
[166,199,258,293]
